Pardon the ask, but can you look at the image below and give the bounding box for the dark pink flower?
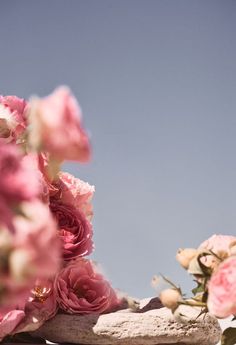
[55,259,120,314]
[29,86,91,162]
[0,95,27,144]
[50,200,93,260]
[208,256,236,318]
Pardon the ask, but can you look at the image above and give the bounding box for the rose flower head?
[0,143,41,206]
[207,256,236,318]
[28,86,91,162]
[0,95,27,145]
[54,259,120,315]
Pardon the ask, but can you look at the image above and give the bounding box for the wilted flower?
[54,259,120,314]
[28,86,91,162]
[207,256,236,318]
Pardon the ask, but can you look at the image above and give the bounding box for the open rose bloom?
[0,87,120,342]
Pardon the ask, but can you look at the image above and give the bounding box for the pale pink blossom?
[55,259,120,314]
[12,201,61,282]
[0,95,27,144]
[50,199,93,260]
[199,234,236,254]
[0,143,41,205]
[29,86,91,162]
[199,234,236,270]
[207,256,236,318]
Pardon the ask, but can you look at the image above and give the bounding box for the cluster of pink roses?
[159,234,236,344]
[0,87,120,341]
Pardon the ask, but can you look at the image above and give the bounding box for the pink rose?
[0,95,27,144]
[0,143,41,206]
[50,200,93,260]
[53,172,95,220]
[199,234,236,270]
[12,201,61,282]
[207,256,236,318]
[199,234,236,255]
[0,307,25,341]
[29,86,91,162]
[0,201,61,308]
[55,259,120,314]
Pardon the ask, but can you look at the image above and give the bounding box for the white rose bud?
[159,288,182,311]
[176,248,197,269]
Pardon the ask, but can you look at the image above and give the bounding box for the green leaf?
[221,327,236,345]
[192,281,204,295]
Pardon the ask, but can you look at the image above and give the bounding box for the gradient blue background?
[1,0,236,298]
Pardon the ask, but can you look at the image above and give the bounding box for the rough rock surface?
[33,297,221,345]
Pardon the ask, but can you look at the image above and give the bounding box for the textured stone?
[33,297,221,345]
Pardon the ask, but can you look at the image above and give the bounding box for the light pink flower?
[207,256,236,318]
[199,234,236,255]
[53,172,95,220]
[29,86,91,162]
[0,307,25,341]
[0,95,27,144]
[50,200,93,260]
[0,143,41,205]
[12,201,61,282]
[199,234,236,270]
[55,259,120,314]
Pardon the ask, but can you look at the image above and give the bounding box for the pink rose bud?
[176,248,197,269]
[29,86,91,162]
[54,259,120,315]
[159,288,182,311]
[207,256,236,318]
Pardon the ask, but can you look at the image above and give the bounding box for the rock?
[32,297,221,345]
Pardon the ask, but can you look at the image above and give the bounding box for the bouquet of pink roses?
[0,87,120,342]
[158,234,236,345]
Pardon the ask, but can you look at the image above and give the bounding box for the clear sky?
[1,0,236,298]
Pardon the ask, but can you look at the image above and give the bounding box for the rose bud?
[159,288,182,311]
[229,241,236,256]
[176,248,197,269]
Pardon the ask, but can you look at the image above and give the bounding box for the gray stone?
[33,297,221,345]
